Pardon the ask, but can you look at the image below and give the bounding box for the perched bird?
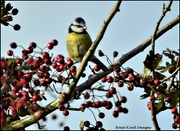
[66,17,108,71]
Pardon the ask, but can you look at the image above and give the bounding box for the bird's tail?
[90,55,108,72]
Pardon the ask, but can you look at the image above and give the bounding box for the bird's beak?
[83,26,87,29]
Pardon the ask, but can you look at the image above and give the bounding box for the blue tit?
[66,17,108,71]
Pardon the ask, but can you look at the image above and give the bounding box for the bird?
[66,17,108,71]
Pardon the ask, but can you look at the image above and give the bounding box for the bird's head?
[69,17,87,33]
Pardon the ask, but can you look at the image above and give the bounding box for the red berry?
[154,79,160,86]
[172,123,177,129]
[101,101,108,107]
[83,92,90,99]
[69,66,76,72]
[165,96,171,103]
[153,79,160,86]
[11,8,19,15]
[7,50,13,56]
[99,112,105,118]
[57,64,64,72]
[85,101,92,107]
[171,107,178,114]
[106,92,113,98]
[95,101,102,108]
[27,57,34,65]
[118,80,124,87]
[40,79,47,86]
[13,24,21,31]
[174,116,180,123]
[66,57,73,68]
[141,79,147,86]
[116,106,123,113]
[24,73,32,79]
[47,42,54,49]
[10,42,17,48]
[113,51,118,57]
[109,87,116,94]
[84,121,90,127]
[56,54,64,63]
[105,101,113,110]
[51,61,57,68]
[42,52,49,58]
[112,110,119,118]
[28,87,35,95]
[96,121,103,127]
[120,96,127,103]
[61,92,68,100]
[98,50,104,57]
[63,126,70,131]
[22,91,28,97]
[101,76,106,83]
[58,104,65,111]
[26,47,33,54]
[106,76,113,83]
[147,102,151,110]
[122,107,128,114]
[150,95,155,101]
[62,110,69,116]
[51,39,58,46]
[127,83,134,91]
[115,101,121,107]
[51,114,57,120]
[114,65,120,73]
[93,65,100,72]
[35,57,42,63]
[38,72,44,78]
[128,74,134,81]
[121,72,128,79]
[30,42,37,48]
[32,94,39,101]
[43,57,51,64]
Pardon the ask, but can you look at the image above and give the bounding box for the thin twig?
[161,67,180,83]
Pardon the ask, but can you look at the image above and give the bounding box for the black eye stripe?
[75,25,82,28]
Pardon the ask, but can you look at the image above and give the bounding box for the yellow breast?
[66,32,92,62]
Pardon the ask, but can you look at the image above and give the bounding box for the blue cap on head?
[75,17,86,25]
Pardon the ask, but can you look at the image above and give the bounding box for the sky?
[1,1,179,130]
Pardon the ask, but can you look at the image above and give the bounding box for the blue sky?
[1,1,179,130]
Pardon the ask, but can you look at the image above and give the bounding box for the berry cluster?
[0,39,79,129]
[1,2,20,31]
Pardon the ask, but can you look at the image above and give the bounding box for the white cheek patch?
[71,25,84,33]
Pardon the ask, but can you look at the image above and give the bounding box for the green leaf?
[154,71,166,80]
[156,94,166,100]
[163,52,175,60]
[154,100,164,112]
[165,62,171,66]
[160,65,174,73]
[7,58,16,69]
[168,89,180,107]
[140,94,149,99]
